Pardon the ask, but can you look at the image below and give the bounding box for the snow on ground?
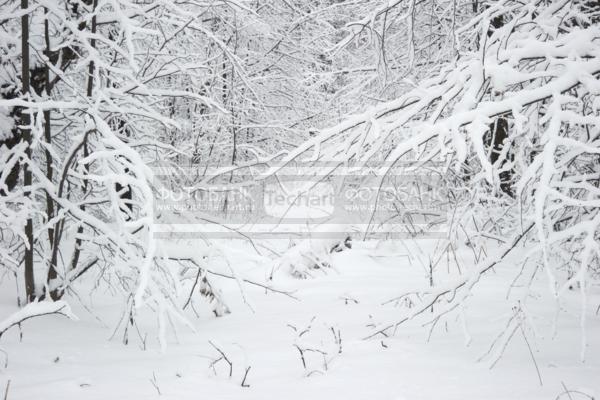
[0,239,598,400]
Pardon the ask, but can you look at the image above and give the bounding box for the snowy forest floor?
[1,239,599,400]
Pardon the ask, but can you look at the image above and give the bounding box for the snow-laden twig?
[0,301,77,339]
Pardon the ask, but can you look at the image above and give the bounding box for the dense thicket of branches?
[0,0,598,354]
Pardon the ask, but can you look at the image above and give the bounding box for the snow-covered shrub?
[275,234,352,279]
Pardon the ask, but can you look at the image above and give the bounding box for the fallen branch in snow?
[0,301,77,339]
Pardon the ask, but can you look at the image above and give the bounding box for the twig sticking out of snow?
[149,372,161,396]
[208,340,233,378]
[3,380,9,400]
[289,317,343,376]
[241,366,251,388]
[207,340,253,387]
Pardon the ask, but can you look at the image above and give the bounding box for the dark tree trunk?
[486,118,514,197]
[42,9,58,288]
[21,0,35,302]
[70,0,98,274]
[0,127,21,195]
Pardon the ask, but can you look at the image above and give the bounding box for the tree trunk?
[70,0,97,273]
[21,0,35,302]
[44,8,57,287]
